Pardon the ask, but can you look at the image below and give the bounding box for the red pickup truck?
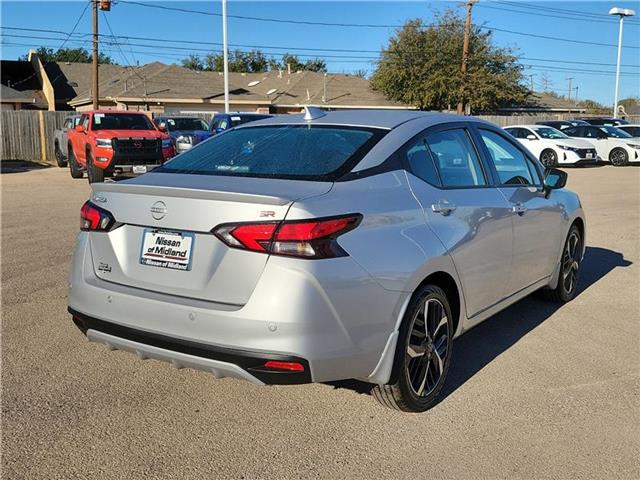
[67,110,175,183]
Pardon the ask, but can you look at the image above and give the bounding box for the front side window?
[424,129,487,187]
[478,129,540,186]
[157,125,384,181]
[621,126,640,137]
[91,113,155,131]
[563,127,581,137]
[584,127,603,139]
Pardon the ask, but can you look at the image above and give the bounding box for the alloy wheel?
[405,298,449,397]
[540,150,557,168]
[562,230,581,295]
[610,149,627,166]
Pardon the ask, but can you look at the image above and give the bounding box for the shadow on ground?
[1,161,52,174]
[323,246,632,401]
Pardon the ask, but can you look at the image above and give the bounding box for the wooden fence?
[0,111,69,164]
[1,110,639,165]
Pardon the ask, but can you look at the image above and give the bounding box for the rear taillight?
[80,201,115,231]
[213,214,361,259]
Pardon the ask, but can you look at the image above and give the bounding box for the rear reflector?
[80,201,115,231]
[264,360,305,372]
[213,214,361,259]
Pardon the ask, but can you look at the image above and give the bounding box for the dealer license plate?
[133,165,148,174]
[586,153,593,159]
[140,229,194,271]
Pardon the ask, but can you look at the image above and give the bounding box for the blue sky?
[1,1,639,105]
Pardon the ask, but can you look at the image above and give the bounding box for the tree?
[180,50,327,73]
[353,69,368,79]
[370,11,528,112]
[181,54,204,71]
[20,46,113,64]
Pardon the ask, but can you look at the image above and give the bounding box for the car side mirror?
[215,127,225,134]
[75,125,85,133]
[157,123,167,132]
[543,168,567,196]
[526,134,537,140]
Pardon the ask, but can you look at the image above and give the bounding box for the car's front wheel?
[542,224,583,302]
[86,150,104,183]
[372,284,453,412]
[68,147,83,179]
[54,142,67,168]
[609,148,628,166]
[540,149,558,168]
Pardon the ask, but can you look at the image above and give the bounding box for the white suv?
[504,125,597,168]
[563,125,640,166]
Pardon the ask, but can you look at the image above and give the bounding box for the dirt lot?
[2,165,639,479]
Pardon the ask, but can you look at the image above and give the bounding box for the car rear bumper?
[70,308,311,384]
[68,232,406,384]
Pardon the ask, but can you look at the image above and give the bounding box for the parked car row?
[505,118,640,167]
[55,111,274,183]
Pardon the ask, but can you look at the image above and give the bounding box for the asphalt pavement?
[2,165,638,479]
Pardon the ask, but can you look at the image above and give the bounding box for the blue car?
[210,112,273,134]
[155,116,212,153]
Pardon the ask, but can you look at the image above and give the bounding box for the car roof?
[240,109,475,130]
[214,112,272,117]
[504,125,539,129]
[86,110,148,115]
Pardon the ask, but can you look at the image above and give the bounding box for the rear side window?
[406,138,440,186]
[478,129,540,186]
[424,129,487,187]
[158,125,385,181]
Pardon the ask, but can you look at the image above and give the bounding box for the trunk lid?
[89,173,332,304]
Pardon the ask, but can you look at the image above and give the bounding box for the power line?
[8,1,91,87]
[4,27,640,69]
[495,1,640,25]
[477,3,634,26]
[116,0,639,49]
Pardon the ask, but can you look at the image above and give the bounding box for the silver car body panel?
[69,110,586,386]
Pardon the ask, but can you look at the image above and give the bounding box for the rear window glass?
[156,125,385,180]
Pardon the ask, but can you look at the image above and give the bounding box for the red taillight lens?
[263,360,305,372]
[80,201,115,231]
[213,214,361,259]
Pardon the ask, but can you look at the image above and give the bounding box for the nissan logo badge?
[150,201,167,220]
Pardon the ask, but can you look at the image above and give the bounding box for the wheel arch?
[366,266,465,386]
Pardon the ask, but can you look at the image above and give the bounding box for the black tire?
[541,225,582,303]
[54,142,67,168]
[86,150,104,184]
[609,148,628,166]
[540,149,558,168]
[372,284,454,412]
[68,147,84,179]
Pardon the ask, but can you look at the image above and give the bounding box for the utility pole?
[529,74,535,91]
[574,86,579,104]
[92,0,99,109]
[457,0,477,115]
[609,8,635,117]
[566,77,574,102]
[222,0,230,113]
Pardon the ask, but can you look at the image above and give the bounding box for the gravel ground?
[2,165,639,479]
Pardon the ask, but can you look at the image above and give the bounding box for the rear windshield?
[92,113,155,131]
[156,125,386,180]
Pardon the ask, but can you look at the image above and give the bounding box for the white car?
[562,125,640,166]
[504,124,598,168]
[616,124,640,139]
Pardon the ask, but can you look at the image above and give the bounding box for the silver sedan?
[68,109,585,412]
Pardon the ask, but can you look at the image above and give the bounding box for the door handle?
[431,201,457,216]
[511,202,527,215]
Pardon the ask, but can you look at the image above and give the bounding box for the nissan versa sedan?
[69,109,586,412]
